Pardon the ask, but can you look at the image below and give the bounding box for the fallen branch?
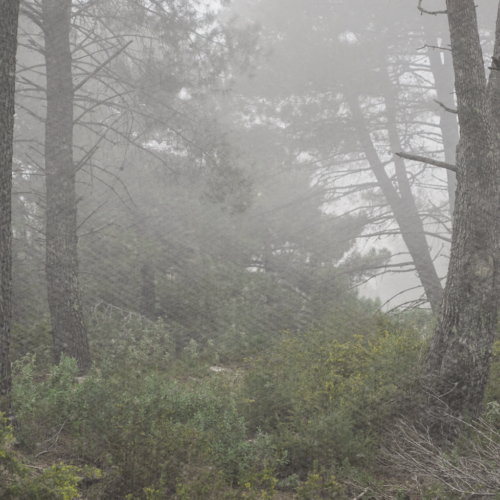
[395,152,457,173]
[353,487,370,500]
[34,449,52,459]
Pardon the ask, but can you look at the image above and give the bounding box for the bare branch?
[417,44,451,52]
[395,152,457,172]
[78,219,116,238]
[19,75,46,93]
[76,201,109,232]
[352,488,370,500]
[434,99,458,114]
[16,102,45,123]
[70,0,101,18]
[74,144,100,173]
[73,40,133,93]
[19,5,44,32]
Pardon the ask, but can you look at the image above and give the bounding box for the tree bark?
[42,0,91,374]
[0,0,20,413]
[346,92,444,314]
[425,0,500,428]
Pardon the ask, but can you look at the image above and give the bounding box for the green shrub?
[6,463,100,500]
[11,350,281,498]
[11,354,109,451]
[295,462,344,500]
[10,318,52,369]
[1,411,100,500]
[88,314,175,371]
[242,313,424,472]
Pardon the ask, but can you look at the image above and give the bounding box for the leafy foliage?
[242,309,425,472]
[5,303,429,498]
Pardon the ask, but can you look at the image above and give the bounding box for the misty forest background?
[4,0,500,499]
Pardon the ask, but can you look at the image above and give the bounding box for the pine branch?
[434,99,457,114]
[395,152,457,172]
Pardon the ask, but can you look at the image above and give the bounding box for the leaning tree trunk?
[425,0,500,429]
[0,0,20,412]
[42,0,91,374]
[346,92,444,313]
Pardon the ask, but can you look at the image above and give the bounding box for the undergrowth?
[2,308,436,499]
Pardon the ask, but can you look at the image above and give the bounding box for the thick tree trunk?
[0,0,20,413]
[42,0,91,374]
[425,0,500,427]
[346,92,444,313]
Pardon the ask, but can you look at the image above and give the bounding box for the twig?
[34,419,67,458]
[417,43,451,52]
[79,219,116,238]
[34,449,52,459]
[434,99,457,114]
[353,487,370,500]
[25,464,44,470]
[74,143,100,172]
[395,152,457,172]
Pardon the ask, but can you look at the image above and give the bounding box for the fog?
[4,0,500,497]
[13,0,484,331]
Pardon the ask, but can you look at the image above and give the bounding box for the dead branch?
[73,40,133,93]
[434,99,458,114]
[384,415,500,498]
[74,143,100,173]
[76,200,109,232]
[78,219,116,238]
[20,5,44,33]
[19,75,46,93]
[352,487,370,500]
[396,152,457,172]
[34,420,67,459]
[417,44,451,52]
[16,102,46,123]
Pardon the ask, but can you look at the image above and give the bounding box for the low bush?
[8,306,431,498]
[242,313,425,473]
[11,353,282,498]
[0,412,100,500]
